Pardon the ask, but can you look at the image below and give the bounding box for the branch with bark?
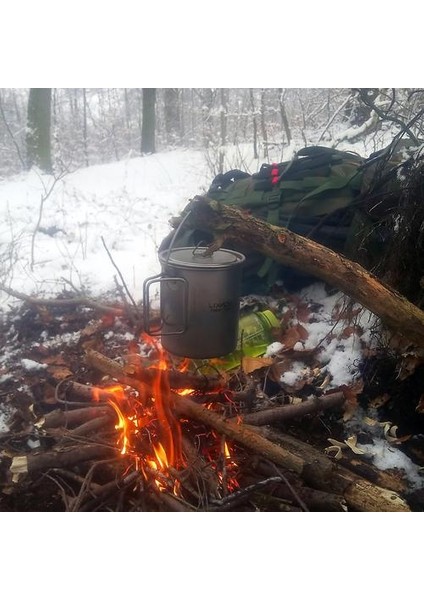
[180,196,424,349]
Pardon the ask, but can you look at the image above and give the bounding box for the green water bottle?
[219,309,280,371]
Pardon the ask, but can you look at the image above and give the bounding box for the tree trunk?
[26,88,52,172]
[164,88,180,145]
[141,88,156,154]
[278,88,292,145]
[185,197,424,349]
[219,88,228,172]
[82,88,89,166]
[249,89,258,160]
[260,89,268,160]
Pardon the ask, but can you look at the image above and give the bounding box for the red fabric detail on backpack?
[271,163,279,185]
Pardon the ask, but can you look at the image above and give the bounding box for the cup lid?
[159,246,245,269]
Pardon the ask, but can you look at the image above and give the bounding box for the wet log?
[184,196,424,349]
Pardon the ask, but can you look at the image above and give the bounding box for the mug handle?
[143,275,188,336]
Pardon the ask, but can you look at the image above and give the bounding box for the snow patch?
[21,358,47,372]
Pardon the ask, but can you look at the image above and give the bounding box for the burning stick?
[87,349,225,393]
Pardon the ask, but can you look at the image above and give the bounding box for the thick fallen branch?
[183,196,424,349]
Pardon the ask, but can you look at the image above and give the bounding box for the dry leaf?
[46,365,73,381]
[369,393,390,409]
[341,380,364,421]
[81,320,103,337]
[363,416,378,427]
[280,324,309,349]
[341,325,363,339]
[43,355,68,366]
[325,439,347,460]
[324,446,344,460]
[344,434,367,455]
[241,356,274,374]
[383,423,411,444]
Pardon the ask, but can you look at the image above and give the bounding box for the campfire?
[1,283,422,513]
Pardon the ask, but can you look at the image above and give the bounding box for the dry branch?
[36,406,113,429]
[0,281,127,316]
[184,196,424,349]
[10,444,117,476]
[239,391,346,426]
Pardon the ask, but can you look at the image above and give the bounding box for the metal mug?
[143,246,245,358]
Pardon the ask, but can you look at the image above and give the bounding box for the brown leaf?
[369,393,390,409]
[269,358,294,382]
[46,365,73,381]
[280,324,309,349]
[43,355,68,366]
[296,303,311,323]
[341,325,363,339]
[341,380,364,421]
[242,356,274,374]
[397,354,424,381]
[81,320,103,337]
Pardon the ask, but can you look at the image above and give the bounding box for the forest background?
[1,87,419,181]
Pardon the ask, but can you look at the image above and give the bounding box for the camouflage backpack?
[160,144,409,294]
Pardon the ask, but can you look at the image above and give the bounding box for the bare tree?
[249,89,258,159]
[141,88,156,154]
[164,88,180,145]
[26,88,52,172]
[219,88,228,172]
[260,89,269,160]
[0,91,26,169]
[278,88,292,145]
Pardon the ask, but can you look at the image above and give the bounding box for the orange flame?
[89,334,244,496]
[148,342,183,469]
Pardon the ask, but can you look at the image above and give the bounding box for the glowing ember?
[176,388,195,396]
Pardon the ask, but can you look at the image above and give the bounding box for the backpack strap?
[257,188,281,278]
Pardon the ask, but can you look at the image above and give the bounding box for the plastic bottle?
[218,309,280,371]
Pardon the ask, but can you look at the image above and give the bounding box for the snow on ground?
[0,149,211,308]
